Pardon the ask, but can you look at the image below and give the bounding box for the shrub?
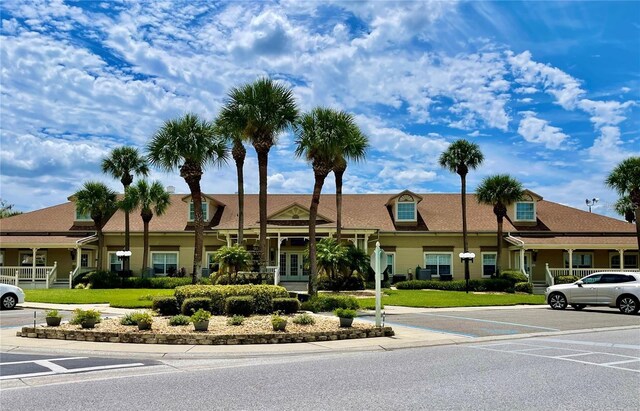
[174,284,289,315]
[190,308,211,323]
[365,280,390,289]
[123,277,193,289]
[272,298,300,314]
[120,311,153,326]
[152,296,180,316]
[84,270,121,288]
[292,313,315,325]
[45,309,61,318]
[70,309,101,325]
[514,282,533,294]
[334,308,357,319]
[227,315,245,326]
[169,315,190,326]
[181,297,212,315]
[271,315,287,331]
[555,275,579,284]
[395,279,512,292]
[300,295,359,313]
[225,296,255,316]
[499,271,529,284]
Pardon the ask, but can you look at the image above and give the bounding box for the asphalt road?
[0,308,74,329]
[2,328,638,410]
[363,306,640,338]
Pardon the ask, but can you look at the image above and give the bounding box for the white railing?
[548,267,640,278]
[69,266,96,288]
[545,263,554,286]
[45,262,57,288]
[0,271,19,286]
[266,265,279,285]
[0,266,54,282]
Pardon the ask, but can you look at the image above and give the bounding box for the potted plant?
[135,312,153,331]
[335,308,357,327]
[70,309,102,329]
[45,309,62,327]
[271,314,287,332]
[190,308,211,331]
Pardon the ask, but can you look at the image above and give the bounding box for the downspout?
[506,233,528,279]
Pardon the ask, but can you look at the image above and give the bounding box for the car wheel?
[571,304,585,310]
[617,295,639,315]
[549,292,567,310]
[1,293,17,310]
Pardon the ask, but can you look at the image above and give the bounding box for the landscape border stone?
[17,326,394,345]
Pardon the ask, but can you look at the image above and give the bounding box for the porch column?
[364,233,369,255]
[226,233,232,247]
[567,249,574,277]
[276,233,281,285]
[31,248,38,283]
[76,246,82,270]
[618,249,625,270]
[519,248,525,276]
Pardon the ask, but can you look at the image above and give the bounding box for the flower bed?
[17,315,394,345]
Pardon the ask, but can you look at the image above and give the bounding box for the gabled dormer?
[509,189,542,225]
[67,195,93,224]
[386,190,423,225]
[182,194,224,223]
[267,202,333,226]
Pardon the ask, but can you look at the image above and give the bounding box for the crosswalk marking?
[0,357,146,380]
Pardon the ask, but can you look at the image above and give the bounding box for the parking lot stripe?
[601,359,640,366]
[0,357,87,366]
[35,360,68,373]
[416,313,560,331]
[374,319,478,338]
[536,338,640,350]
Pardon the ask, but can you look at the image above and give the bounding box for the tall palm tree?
[147,113,228,283]
[295,107,367,295]
[606,156,640,250]
[217,77,298,272]
[74,182,118,271]
[439,140,484,286]
[476,174,524,276]
[101,147,149,273]
[215,119,247,244]
[122,180,171,273]
[333,132,369,242]
[614,196,636,224]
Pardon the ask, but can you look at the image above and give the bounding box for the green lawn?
[358,289,545,309]
[25,289,175,308]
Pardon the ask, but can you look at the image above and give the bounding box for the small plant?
[135,312,153,330]
[152,296,180,316]
[334,308,357,319]
[227,315,245,326]
[120,312,140,326]
[271,314,287,331]
[190,308,211,323]
[45,309,61,318]
[292,313,315,325]
[169,315,191,326]
[45,309,62,326]
[70,309,101,328]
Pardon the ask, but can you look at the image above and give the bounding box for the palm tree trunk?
[334,166,345,242]
[635,207,640,253]
[186,179,204,284]
[257,149,269,273]
[96,227,103,271]
[236,157,245,245]
[124,183,131,273]
[496,215,504,276]
[461,173,468,252]
[142,214,151,272]
[308,170,328,296]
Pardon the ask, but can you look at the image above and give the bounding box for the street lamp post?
[459,252,475,294]
[116,250,132,276]
[585,198,599,213]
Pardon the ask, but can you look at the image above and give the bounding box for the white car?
[0,284,25,309]
[546,272,640,314]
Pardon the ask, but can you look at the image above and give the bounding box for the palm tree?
[606,156,640,250]
[476,174,524,276]
[215,119,247,244]
[73,182,118,270]
[295,107,366,294]
[439,140,484,287]
[333,132,369,242]
[147,113,228,283]
[122,180,171,273]
[614,196,636,223]
[101,147,149,273]
[217,77,298,272]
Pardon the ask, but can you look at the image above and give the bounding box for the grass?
[25,289,175,308]
[358,289,546,309]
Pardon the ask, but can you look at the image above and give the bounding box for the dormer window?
[75,209,92,221]
[189,201,208,222]
[396,194,417,221]
[515,193,536,222]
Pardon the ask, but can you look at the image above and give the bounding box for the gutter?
[505,233,525,247]
[76,235,98,246]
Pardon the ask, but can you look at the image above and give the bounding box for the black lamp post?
[459,252,475,294]
[116,250,132,277]
[585,198,599,213]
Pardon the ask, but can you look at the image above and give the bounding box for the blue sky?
[1,1,638,218]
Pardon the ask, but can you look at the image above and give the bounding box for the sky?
[0,0,638,219]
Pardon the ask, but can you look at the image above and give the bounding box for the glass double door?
[279,252,309,281]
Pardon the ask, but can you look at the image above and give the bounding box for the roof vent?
[167,186,175,194]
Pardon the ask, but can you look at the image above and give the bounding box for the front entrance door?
[279,252,308,281]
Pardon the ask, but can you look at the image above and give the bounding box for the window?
[356,235,365,250]
[611,254,639,269]
[20,251,47,266]
[206,252,219,273]
[564,252,593,268]
[396,194,416,221]
[482,253,497,277]
[81,253,89,268]
[108,252,123,273]
[385,253,395,277]
[515,202,535,221]
[75,208,92,221]
[0,251,4,266]
[581,274,602,284]
[152,252,178,276]
[424,253,452,277]
[188,201,208,222]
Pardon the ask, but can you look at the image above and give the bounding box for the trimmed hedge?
[225,296,255,316]
[555,275,579,284]
[499,271,529,284]
[123,277,193,289]
[174,284,289,315]
[300,295,359,313]
[514,282,533,294]
[181,297,212,315]
[395,279,513,292]
[152,296,180,316]
[273,298,301,314]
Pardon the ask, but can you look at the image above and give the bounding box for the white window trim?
[515,201,536,222]
[481,252,497,278]
[395,201,417,222]
[0,250,4,267]
[563,252,594,268]
[188,201,209,222]
[386,252,396,277]
[423,252,454,278]
[609,252,639,269]
[150,251,179,276]
[107,251,123,272]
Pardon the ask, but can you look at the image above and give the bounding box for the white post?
[276,233,281,285]
[69,270,73,289]
[32,248,37,283]
[226,234,232,247]
[76,246,82,271]
[567,249,574,277]
[519,248,525,276]
[618,249,625,270]
[15,270,19,286]
[375,241,382,327]
[364,234,369,255]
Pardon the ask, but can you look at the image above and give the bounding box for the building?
[0,190,637,289]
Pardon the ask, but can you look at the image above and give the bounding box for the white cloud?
[517,111,569,149]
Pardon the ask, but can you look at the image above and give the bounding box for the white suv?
[546,272,640,314]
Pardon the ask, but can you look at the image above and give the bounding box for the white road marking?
[34,360,67,373]
[0,357,87,366]
[536,338,640,350]
[0,357,146,381]
[416,312,560,331]
[601,359,640,366]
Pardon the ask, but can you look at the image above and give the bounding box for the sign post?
[370,242,386,327]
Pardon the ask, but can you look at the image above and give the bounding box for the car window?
[599,274,620,284]
[581,274,602,284]
[620,275,637,283]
